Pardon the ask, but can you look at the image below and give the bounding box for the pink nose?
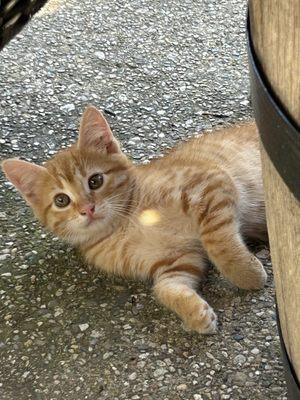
[79,204,95,218]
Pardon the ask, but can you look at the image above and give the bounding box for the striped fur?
[2,106,268,334]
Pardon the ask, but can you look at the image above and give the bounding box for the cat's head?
[2,106,133,245]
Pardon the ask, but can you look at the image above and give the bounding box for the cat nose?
[79,204,95,218]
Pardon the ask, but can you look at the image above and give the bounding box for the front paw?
[183,301,218,335]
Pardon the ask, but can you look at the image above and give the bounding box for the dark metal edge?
[247,12,300,201]
[0,0,49,51]
[276,305,300,399]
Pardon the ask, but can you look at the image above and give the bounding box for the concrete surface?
[0,0,287,399]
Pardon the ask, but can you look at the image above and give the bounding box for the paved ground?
[0,0,287,399]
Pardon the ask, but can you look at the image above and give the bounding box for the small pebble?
[129,372,137,381]
[194,395,203,400]
[79,323,89,332]
[94,51,106,60]
[234,354,246,365]
[153,368,167,377]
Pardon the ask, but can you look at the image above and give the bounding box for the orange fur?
[2,106,268,334]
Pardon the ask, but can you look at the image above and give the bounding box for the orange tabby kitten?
[2,106,267,334]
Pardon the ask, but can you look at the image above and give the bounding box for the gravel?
[0,0,287,399]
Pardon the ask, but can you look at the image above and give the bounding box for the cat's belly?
[239,198,267,241]
[241,217,267,241]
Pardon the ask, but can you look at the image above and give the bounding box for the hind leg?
[178,170,266,289]
[199,199,267,289]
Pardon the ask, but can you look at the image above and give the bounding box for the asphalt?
[0,0,287,399]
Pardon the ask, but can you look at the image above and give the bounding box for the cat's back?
[165,121,259,169]
[138,121,259,178]
[136,121,259,178]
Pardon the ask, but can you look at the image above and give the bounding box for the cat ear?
[78,106,121,154]
[1,159,50,205]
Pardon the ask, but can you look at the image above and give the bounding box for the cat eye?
[54,193,71,208]
[88,173,103,190]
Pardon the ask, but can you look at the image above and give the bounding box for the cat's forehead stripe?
[70,150,86,177]
[52,175,64,189]
[48,151,82,184]
[61,158,76,183]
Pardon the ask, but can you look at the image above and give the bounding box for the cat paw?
[231,257,267,290]
[183,302,218,335]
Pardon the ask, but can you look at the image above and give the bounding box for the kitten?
[2,106,267,334]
